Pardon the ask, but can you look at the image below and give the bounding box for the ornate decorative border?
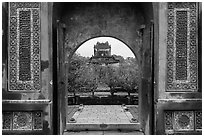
[166,2,198,91]
[2,112,13,130]
[2,111,43,131]
[195,111,202,131]
[164,111,173,131]
[8,2,41,91]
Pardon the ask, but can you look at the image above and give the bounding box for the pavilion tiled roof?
[94,42,111,49]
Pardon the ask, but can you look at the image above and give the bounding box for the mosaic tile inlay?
[2,111,43,131]
[8,2,41,91]
[166,2,198,91]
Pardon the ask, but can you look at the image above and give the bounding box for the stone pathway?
[75,105,129,123]
[66,105,140,132]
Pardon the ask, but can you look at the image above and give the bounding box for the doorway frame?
[51,2,159,135]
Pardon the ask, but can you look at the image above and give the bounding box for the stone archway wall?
[57,3,152,63]
[52,2,154,134]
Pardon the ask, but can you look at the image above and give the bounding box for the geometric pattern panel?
[195,111,202,130]
[174,111,194,131]
[33,111,43,130]
[164,110,202,133]
[8,2,41,91]
[164,111,174,131]
[166,2,198,91]
[2,112,13,130]
[2,111,43,131]
[13,112,33,130]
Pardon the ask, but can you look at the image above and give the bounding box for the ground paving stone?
[66,105,140,132]
[74,105,131,124]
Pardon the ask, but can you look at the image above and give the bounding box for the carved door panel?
[155,2,202,135]
[2,2,52,135]
[57,21,66,134]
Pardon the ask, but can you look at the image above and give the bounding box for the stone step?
[63,130,144,135]
[66,123,140,131]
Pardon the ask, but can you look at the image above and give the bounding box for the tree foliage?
[105,57,139,94]
[68,53,139,95]
[68,53,97,94]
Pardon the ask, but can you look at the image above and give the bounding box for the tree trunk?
[127,90,131,104]
[111,88,114,96]
[73,92,76,104]
[128,92,130,96]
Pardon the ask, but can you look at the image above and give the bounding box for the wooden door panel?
[57,21,66,134]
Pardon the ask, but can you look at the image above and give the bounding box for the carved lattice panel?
[164,111,174,131]
[2,111,43,131]
[166,2,198,91]
[195,111,202,130]
[8,2,41,91]
[174,111,194,131]
[164,111,201,133]
[33,111,43,130]
[13,112,33,130]
[2,112,13,130]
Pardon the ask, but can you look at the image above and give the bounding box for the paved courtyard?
[65,105,141,134]
[73,105,132,123]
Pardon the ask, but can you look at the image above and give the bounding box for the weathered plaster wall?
[59,3,147,62]
[158,3,168,99]
[2,2,8,94]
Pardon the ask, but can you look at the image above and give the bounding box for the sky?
[76,37,135,59]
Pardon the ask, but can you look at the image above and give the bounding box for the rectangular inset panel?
[164,110,202,134]
[2,111,43,131]
[195,111,202,131]
[164,111,173,131]
[8,2,41,91]
[18,10,32,81]
[13,112,32,130]
[175,11,188,80]
[174,111,194,131]
[33,111,43,130]
[166,2,198,91]
[2,112,13,130]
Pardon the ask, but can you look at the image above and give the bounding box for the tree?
[104,57,139,96]
[68,53,139,98]
[68,53,97,96]
[75,64,97,96]
[68,53,86,95]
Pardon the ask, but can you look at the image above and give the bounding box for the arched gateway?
[2,2,202,135]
